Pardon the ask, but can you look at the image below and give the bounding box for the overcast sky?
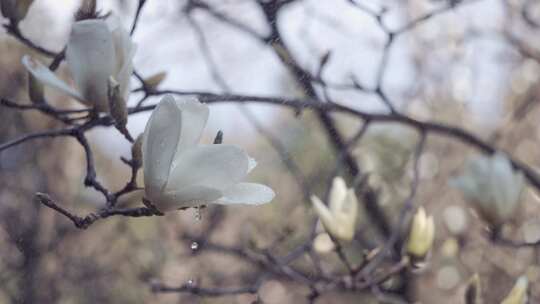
[4,0,512,157]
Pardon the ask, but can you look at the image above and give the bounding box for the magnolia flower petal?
[329,176,348,213]
[66,19,116,111]
[142,96,182,199]
[167,145,249,192]
[490,154,517,220]
[312,195,332,217]
[110,21,136,100]
[157,186,222,211]
[334,189,358,233]
[466,156,490,184]
[311,195,337,234]
[425,215,435,249]
[449,175,480,203]
[170,99,209,157]
[21,56,85,102]
[407,207,435,257]
[215,182,275,205]
[493,153,524,220]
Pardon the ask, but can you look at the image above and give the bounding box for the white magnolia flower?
[450,153,525,226]
[311,177,358,242]
[501,276,528,304]
[406,207,435,259]
[22,18,135,112]
[142,95,275,212]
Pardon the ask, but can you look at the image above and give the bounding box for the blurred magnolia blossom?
[406,207,435,259]
[501,276,528,304]
[142,95,275,212]
[0,0,33,23]
[450,153,525,227]
[311,177,358,242]
[22,18,135,113]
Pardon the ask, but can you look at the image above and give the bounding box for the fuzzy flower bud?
[450,153,525,227]
[406,207,435,259]
[311,177,359,242]
[108,76,131,141]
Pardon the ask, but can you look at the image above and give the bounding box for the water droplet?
[187,279,195,286]
[191,241,199,251]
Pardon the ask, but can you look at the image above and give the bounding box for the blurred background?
[1,0,540,303]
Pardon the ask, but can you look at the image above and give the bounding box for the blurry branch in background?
[1,0,540,303]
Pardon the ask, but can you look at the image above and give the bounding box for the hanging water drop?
[191,241,199,251]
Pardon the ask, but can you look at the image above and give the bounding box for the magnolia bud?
[406,207,435,260]
[450,153,524,227]
[144,71,167,90]
[108,76,131,141]
[464,274,482,304]
[27,71,44,104]
[0,0,33,24]
[131,134,143,168]
[311,177,359,242]
[501,276,528,304]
